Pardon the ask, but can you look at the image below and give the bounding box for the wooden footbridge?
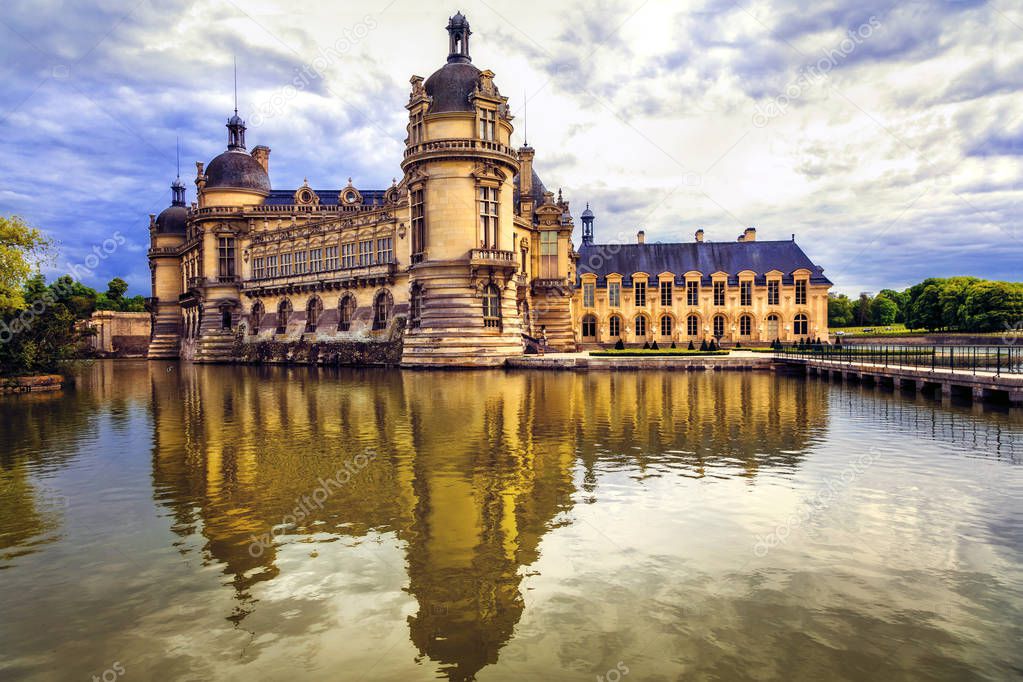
[776,345,1023,406]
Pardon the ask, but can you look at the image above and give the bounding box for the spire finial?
[233,55,238,114]
[523,89,528,145]
[175,136,180,179]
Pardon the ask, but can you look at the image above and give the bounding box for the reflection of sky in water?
[0,361,1021,681]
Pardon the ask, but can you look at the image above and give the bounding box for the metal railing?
[776,343,1023,376]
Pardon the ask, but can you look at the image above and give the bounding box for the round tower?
[400,13,524,367]
[147,176,188,358]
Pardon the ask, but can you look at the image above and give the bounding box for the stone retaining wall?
[506,356,775,371]
[1,374,64,394]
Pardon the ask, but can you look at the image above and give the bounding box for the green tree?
[870,296,899,325]
[961,281,1023,332]
[0,215,52,313]
[906,279,946,331]
[877,288,908,322]
[855,293,872,326]
[828,294,854,327]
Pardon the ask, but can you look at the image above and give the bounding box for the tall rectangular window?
[712,282,728,304]
[479,108,496,141]
[294,250,307,275]
[540,231,558,278]
[411,188,425,263]
[634,281,647,307]
[660,280,672,306]
[376,237,393,264]
[479,186,499,248]
[609,281,620,307]
[267,255,278,279]
[280,252,292,277]
[252,257,265,280]
[309,248,323,273]
[410,111,424,145]
[740,280,752,306]
[795,279,807,305]
[358,240,373,266]
[687,281,699,306]
[218,237,236,277]
[324,246,339,270]
[768,280,779,305]
[341,242,356,269]
[583,282,595,308]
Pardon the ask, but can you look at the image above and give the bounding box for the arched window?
[713,314,726,338]
[687,314,699,337]
[220,305,232,330]
[739,314,752,337]
[634,314,647,338]
[794,313,809,336]
[767,313,780,340]
[276,299,292,334]
[373,290,392,330]
[305,297,323,333]
[609,314,621,338]
[250,301,263,335]
[409,284,423,329]
[482,284,501,328]
[660,314,672,337]
[581,314,597,340]
[338,295,355,332]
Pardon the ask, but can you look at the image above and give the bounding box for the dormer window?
[479,108,496,141]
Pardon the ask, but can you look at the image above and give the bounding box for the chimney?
[695,229,704,243]
[251,145,271,174]
[637,230,645,244]
[518,145,535,218]
[740,227,756,242]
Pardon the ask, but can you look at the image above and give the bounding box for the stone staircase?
[531,288,577,352]
[146,333,181,359]
[193,330,237,363]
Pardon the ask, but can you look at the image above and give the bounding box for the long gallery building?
[147,12,832,367]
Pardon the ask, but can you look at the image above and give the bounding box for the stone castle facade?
[148,13,831,367]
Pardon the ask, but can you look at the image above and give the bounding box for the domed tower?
[147,176,189,359]
[400,13,523,366]
[186,107,269,361]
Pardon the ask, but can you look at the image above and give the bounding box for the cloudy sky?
[1,0,1021,296]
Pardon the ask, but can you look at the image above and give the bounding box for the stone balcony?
[469,248,516,267]
[401,138,518,167]
[241,262,398,296]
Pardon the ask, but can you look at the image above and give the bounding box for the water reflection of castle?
[145,364,830,678]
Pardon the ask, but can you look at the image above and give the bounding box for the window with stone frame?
[713,281,726,306]
[768,280,780,305]
[267,255,278,279]
[358,240,373,266]
[411,187,426,263]
[294,250,307,275]
[479,186,499,248]
[609,281,621,307]
[338,296,355,332]
[482,284,501,328]
[687,314,699,336]
[740,280,752,306]
[687,280,699,306]
[609,315,621,337]
[309,248,323,272]
[479,108,497,141]
[341,242,356,269]
[218,237,236,277]
[324,246,339,270]
[583,282,595,308]
[634,280,647,307]
[280,252,292,277]
[634,314,647,337]
[795,279,808,305]
[539,231,558,278]
[660,280,672,306]
[660,314,672,337]
[376,237,393,264]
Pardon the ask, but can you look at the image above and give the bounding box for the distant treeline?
[1,275,143,376]
[828,277,1023,332]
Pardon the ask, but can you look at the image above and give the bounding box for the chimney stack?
[738,227,756,242]
[637,230,645,244]
[251,145,271,174]
[695,229,704,243]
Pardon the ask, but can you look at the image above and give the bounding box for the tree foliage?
[0,215,52,313]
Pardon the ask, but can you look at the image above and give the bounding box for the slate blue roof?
[577,240,832,286]
[264,189,389,207]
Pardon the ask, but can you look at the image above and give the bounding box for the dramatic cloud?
[0,0,1020,295]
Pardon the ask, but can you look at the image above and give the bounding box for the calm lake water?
[1,360,1021,681]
